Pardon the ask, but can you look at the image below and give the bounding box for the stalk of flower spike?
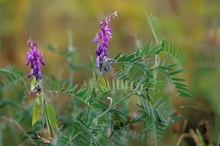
[26,37,45,93]
[92,11,117,72]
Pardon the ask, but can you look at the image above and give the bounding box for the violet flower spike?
[92,11,117,72]
[26,37,45,81]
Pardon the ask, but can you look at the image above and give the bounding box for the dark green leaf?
[114,52,121,60]
[177,90,191,97]
[158,65,173,70]
[65,82,73,93]
[117,55,127,62]
[50,82,54,90]
[175,85,188,91]
[60,81,66,92]
[174,82,187,87]
[129,56,141,62]
[55,81,59,91]
[171,78,186,81]
[124,54,135,62]
[167,64,177,68]
[169,70,183,76]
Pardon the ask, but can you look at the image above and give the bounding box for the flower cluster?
[26,37,45,81]
[92,11,117,72]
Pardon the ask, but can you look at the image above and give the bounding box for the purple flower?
[26,37,45,81]
[93,11,117,72]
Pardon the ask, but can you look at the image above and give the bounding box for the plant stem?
[91,97,113,125]
[111,93,133,108]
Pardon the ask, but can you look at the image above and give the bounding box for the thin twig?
[177,129,204,146]
[111,93,133,108]
[181,119,188,134]
[176,133,192,146]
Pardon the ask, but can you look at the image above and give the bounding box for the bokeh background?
[1,0,220,145]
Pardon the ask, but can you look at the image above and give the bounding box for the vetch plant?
[55,12,191,146]
[0,12,202,146]
[26,37,57,140]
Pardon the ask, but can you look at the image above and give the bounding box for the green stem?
[111,93,133,108]
[91,97,113,125]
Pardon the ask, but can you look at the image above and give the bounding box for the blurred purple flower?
[26,37,45,81]
[92,11,117,72]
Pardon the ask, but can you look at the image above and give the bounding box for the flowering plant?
[93,11,117,72]
[0,13,194,146]
[26,37,45,94]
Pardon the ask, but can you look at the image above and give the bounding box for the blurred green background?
[1,0,220,145]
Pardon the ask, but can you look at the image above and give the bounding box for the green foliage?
[137,97,176,146]
[58,117,102,146]
[0,14,192,146]
[0,66,25,92]
[53,14,191,146]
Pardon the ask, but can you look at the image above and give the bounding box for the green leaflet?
[32,98,40,125]
[99,75,109,92]
[55,81,59,91]
[74,88,89,97]
[113,52,121,60]
[65,82,73,93]
[30,78,36,91]
[177,90,191,98]
[66,84,78,94]
[50,81,54,90]
[60,81,66,92]
[169,70,183,76]
[171,77,186,81]
[47,102,58,128]
[129,56,141,62]
[117,54,127,62]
